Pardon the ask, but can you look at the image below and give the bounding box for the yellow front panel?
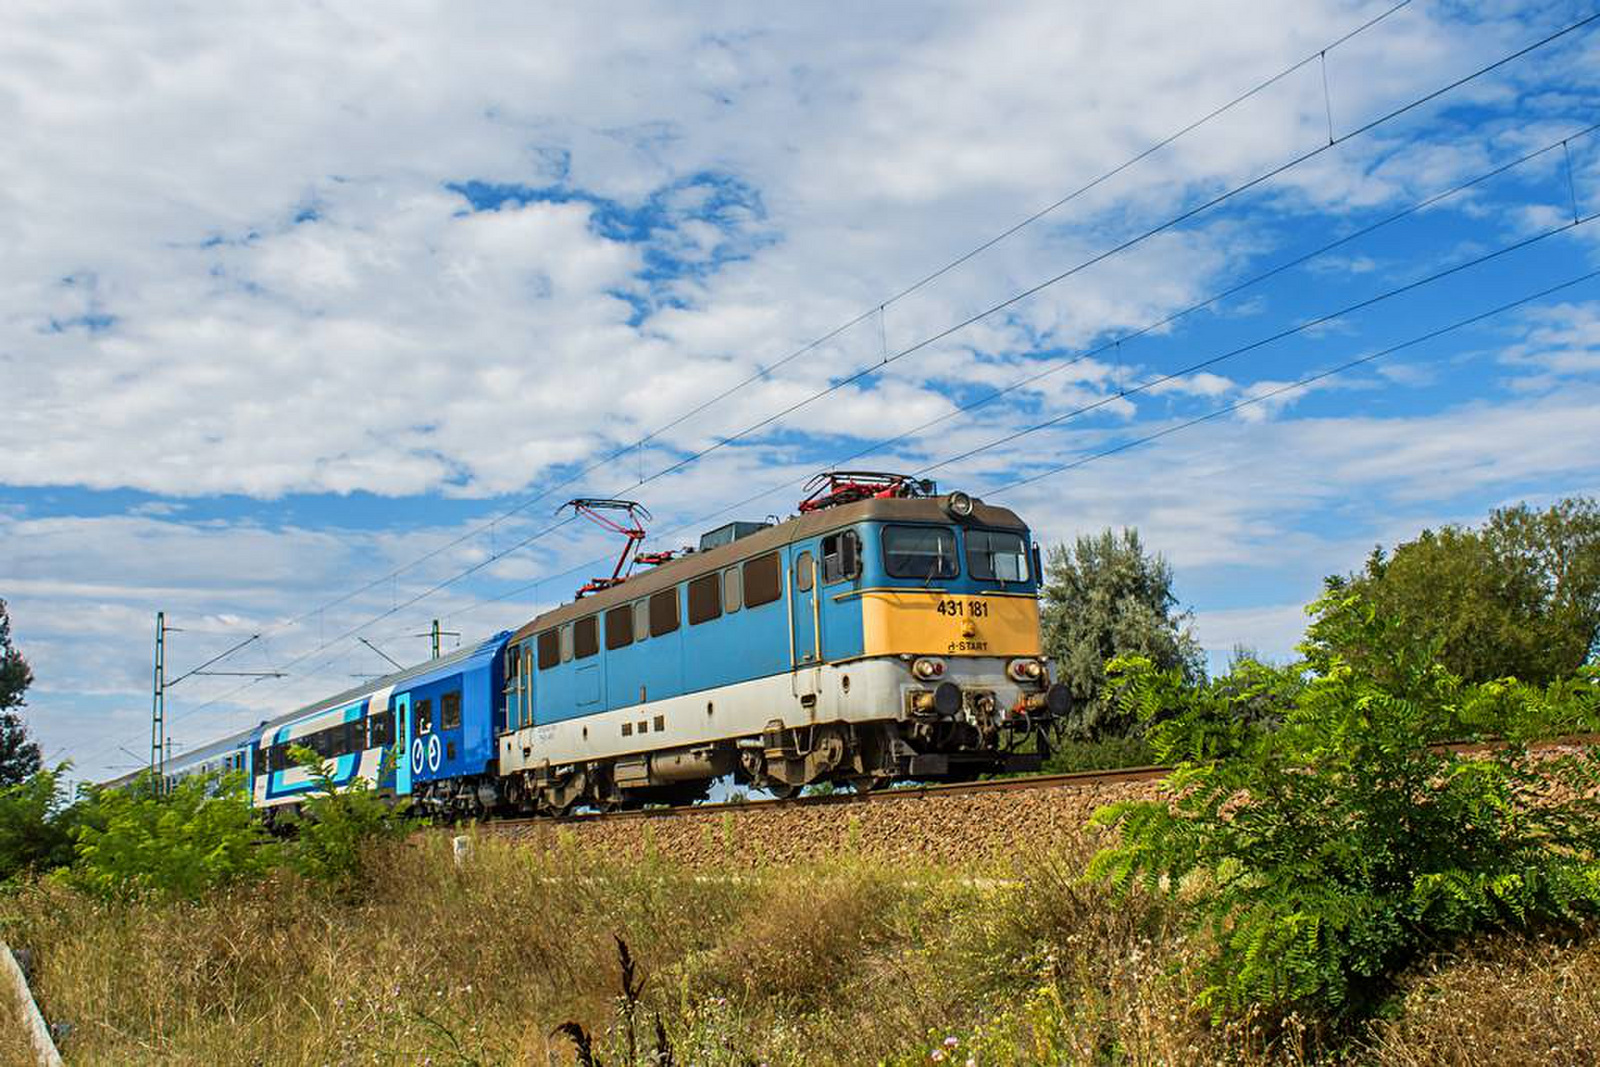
[856,590,1042,658]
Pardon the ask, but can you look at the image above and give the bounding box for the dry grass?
[1363,926,1600,1067]
[3,829,1599,1064]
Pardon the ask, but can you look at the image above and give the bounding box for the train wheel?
[765,782,800,800]
[849,775,884,795]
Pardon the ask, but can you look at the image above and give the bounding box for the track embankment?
[482,736,1600,869]
[489,769,1167,869]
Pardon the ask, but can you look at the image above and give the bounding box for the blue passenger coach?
[115,632,511,818]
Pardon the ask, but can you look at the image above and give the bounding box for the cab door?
[789,546,822,703]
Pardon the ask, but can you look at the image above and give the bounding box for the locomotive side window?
[606,606,634,650]
[537,629,560,670]
[649,588,680,636]
[688,573,722,625]
[795,551,815,591]
[574,616,599,659]
[821,530,861,584]
[883,525,959,579]
[560,623,574,662]
[723,566,742,613]
[966,529,1029,582]
[743,552,782,608]
[633,600,650,642]
[441,691,462,730]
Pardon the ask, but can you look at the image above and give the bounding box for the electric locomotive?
[497,473,1068,814]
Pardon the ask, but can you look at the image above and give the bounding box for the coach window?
[415,697,433,736]
[649,588,680,637]
[883,525,959,580]
[574,615,599,659]
[442,691,462,730]
[606,606,634,650]
[537,629,560,670]
[560,623,574,662]
[743,552,782,607]
[688,573,721,625]
[795,551,815,592]
[821,530,861,584]
[723,566,742,613]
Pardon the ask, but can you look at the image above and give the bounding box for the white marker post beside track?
[0,942,62,1067]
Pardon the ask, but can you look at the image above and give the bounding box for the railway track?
[487,763,1173,831]
[482,732,1600,832]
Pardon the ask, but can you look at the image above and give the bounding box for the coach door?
[394,692,413,796]
[790,547,822,705]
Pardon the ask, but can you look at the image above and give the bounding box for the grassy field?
[0,829,1596,1065]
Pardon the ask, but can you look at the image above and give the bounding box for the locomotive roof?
[511,494,1027,642]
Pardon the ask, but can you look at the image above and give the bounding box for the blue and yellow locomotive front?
[498,490,1065,812]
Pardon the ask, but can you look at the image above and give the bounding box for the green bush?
[1039,734,1155,773]
[282,746,413,890]
[70,770,275,900]
[1088,589,1600,1028]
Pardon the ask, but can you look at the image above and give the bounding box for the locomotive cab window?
[606,606,634,650]
[743,552,782,608]
[574,615,599,659]
[966,529,1029,582]
[883,525,959,579]
[649,588,680,636]
[441,691,462,730]
[821,530,861,584]
[537,629,560,670]
[688,573,722,625]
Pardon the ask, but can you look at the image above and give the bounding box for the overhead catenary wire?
[595,123,1600,542]
[81,10,1597,771]
[916,210,1600,477]
[161,0,1422,667]
[988,267,1600,494]
[440,195,1600,629]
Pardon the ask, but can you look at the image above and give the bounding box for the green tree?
[1039,527,1203,739]
[1089,587,1600,1030]
[0,600,42,787]
[1308,497,1600,686]
[0,765,80,879]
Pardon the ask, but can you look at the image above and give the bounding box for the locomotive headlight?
[912,656,946,680]
[1007,657,1045,682]
[943,490,976,520]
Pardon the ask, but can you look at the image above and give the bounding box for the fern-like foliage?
[1088,588,1600,1027]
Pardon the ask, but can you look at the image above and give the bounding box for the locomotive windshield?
[883,524,959,579]
[966,529,1029,582]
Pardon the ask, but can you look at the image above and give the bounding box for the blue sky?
[3,1,1598,782]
